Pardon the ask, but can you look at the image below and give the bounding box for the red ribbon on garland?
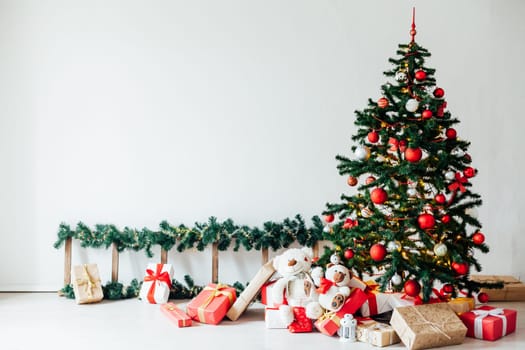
[448,172,468,193]
[144,264,172,303]
[316,278,335,294]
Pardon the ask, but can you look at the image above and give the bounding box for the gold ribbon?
[197,283,235,323]
[75,264,100,300]
[410,306,451,340]
[318,310,338,324]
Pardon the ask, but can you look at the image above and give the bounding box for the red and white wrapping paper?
[360,282,393,317]
[460,306,517,341]
[139,263,174,304]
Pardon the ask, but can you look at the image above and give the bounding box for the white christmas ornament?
[407,188,418,197]
[433,243,448,257]
[330,254,341,265]
[445,171,456,180]
[451,147,465,157]
[391,273,402,285]
[361,207,373,218]
[387,241,401,252]
[354,146,370,161]
[323,226,331,233]
[395,71,407,82]
[405,99,419,112]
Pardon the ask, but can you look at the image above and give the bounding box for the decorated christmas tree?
[322,11,498,301]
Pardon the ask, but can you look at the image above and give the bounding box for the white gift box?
[139,263,174,304]
[348,277,368,291]
[388,293,418,309]
[360,292,393,317]
[265,307,288,329]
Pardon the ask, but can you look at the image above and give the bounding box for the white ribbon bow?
[473,308,507,339]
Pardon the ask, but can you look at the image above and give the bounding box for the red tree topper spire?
[410,7,417,43]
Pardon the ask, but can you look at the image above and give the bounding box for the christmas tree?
[322,11,497,301]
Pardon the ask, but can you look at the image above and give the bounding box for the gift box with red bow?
[360,281,393,317]
[186,283,237,325]
[314,287,368,336]
[260,280,287,307]
[161,302,192,327]
[139,263,174,304]
[459,305,517,341]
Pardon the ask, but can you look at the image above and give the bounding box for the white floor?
[0,293,523,350]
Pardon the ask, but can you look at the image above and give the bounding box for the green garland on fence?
[53,214,325,257]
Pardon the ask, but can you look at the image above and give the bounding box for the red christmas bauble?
[366,176,376,185]
[404,280,421,297]
[347,176,358,186]
[324,214,334,223]
[441,215,451,224]
[405,147,423,163]
[463,167,476,178]
[414,70,427,81]
[472,232,485,245]
[434,88,445,98]
[378,97,389,108]
[370,188,388,204]
[421,109,433,119]
[418,213,435,230]
[368,131,379,143]
[442,284,454,294]
[452,262,469,275]
[478,292,489,304]
[370,243,387,261]
[435,194,446,204]
[446,128,457,139]
[344,249,354,260]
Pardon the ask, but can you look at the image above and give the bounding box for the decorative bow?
[197,283,235,323]
[472,308,507,339]
[144,264,172,303]
[448,172,468,193]
[316,277,335,294]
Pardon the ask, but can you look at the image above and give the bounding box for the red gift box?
[186,283,237,325]
[260,280,287,307]
[314,288,368,336]
[161,302,192,327]
[460,305,517,341]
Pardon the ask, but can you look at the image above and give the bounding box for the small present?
[264,307,288,329]
[314,287,368,336]
[72,264,104,304]
[448,297,475,314]
[360,282,393,317]
[459,305,517,341]
[388,293,419,308]
[139,263,174,304]
[227,260,276,321]
[260,280,287,307]
[390,303,467,350]
[470,275,525,301]
[186,283,237,325]
[161,302,192,327]
[356,318,400,347]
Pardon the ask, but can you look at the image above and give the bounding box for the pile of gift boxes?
[70,259,520,350]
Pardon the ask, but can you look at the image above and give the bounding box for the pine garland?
[54,215,324,257]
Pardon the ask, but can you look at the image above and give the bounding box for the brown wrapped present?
[226,260,276,321]
[71,264,103,304]
[390,303,467,350]
[356,318,400,347]
[470,275,525,301]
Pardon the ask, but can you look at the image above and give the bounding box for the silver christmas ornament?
[391,273,402,285]
[407,188,418,197]
[387,241,401,252]
[433,243,448,257]
[445,171,456,180]
[405,99,419,112]
[354,146,370,161]
[395,71,407,82]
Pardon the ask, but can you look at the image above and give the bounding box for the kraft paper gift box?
[470,275,525,301]
[459,305,517,341]
[71,263,104,304]
[260,280,287,307]
[139,263,174,304]
[360,282,393,317]
[265,307,288,329]
[356,318,401,347]
[314,288,368,336]
[226,260,275,321]
[186,283,237,325]
[390,303,467,350]
[447,297,475,315]
[161,302,192,327]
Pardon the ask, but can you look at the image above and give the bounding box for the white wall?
[1,0,524,291]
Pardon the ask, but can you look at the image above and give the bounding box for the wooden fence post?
[161,248,168,264]
[313,241,319,258]
[64,237,72,286]
[261,247,269,265]
[111,242,119,282]
[211,243,219,283]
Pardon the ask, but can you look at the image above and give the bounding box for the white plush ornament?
[354,146,370,161]
[405,99,419,112]
[433,243,448,257]
[445,171,456,180]
[391,273,402,285]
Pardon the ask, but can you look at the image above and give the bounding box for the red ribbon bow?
[144,264,172,303]
[316,277,335,294]
[448,172,468,193]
